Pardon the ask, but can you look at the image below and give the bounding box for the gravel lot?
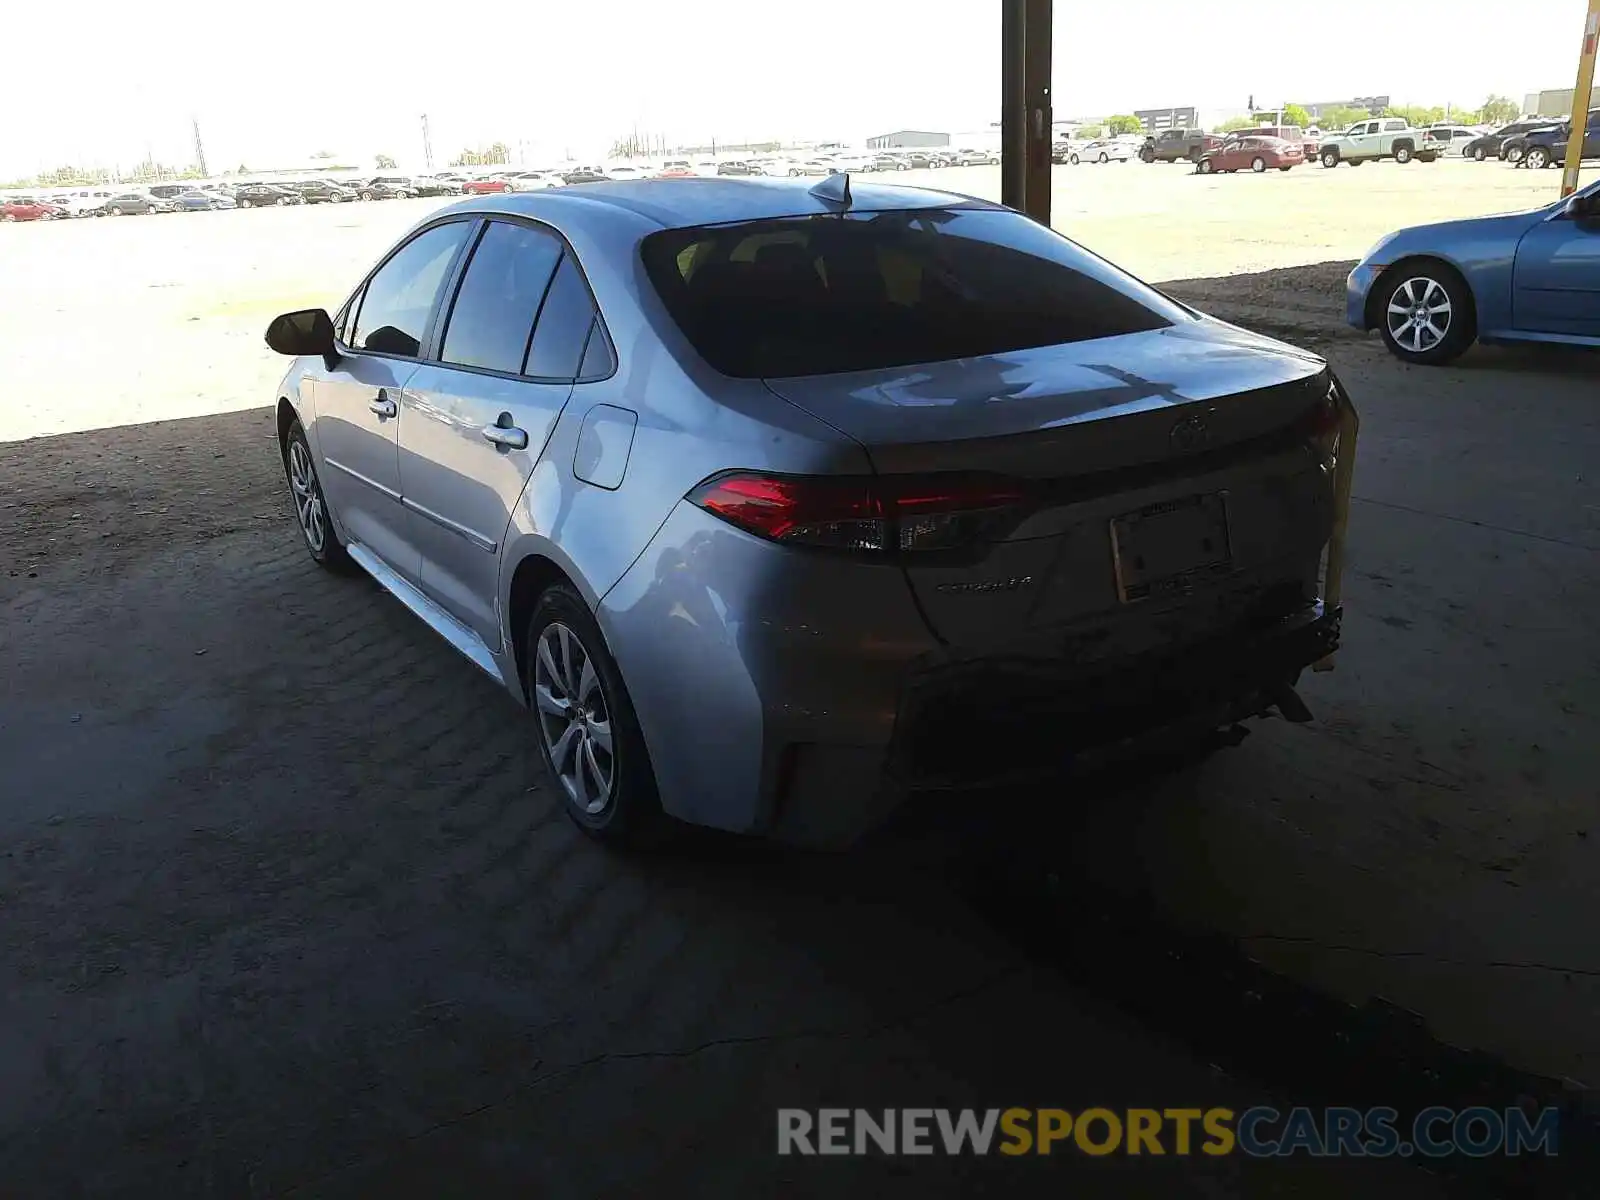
[1,160,1597,1196]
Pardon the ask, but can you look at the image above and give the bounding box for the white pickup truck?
[1316,117,1439,168]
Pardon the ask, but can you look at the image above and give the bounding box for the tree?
[1317,105,1374,131]
[1218,116,1259,133]
[1282,104,1312,128]
[375,153,397,169]
[1106,114,1143,136]
[1482,94,1519,125]
[1075,125,1103,139]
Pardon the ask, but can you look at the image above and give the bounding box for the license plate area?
[1110,492,1233,603]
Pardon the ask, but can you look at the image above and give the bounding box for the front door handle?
[481,421,529,450]
[369,389,397,419]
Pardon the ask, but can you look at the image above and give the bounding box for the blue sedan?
[172,191,236,212]
[1347,177,1600,363]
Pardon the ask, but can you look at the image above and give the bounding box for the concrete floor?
[1,274,1596,1194]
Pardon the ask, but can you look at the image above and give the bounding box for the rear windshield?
[640,207,1182,378]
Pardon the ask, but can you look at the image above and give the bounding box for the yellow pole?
[1560,0,1600,198]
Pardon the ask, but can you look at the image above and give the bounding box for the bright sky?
[1,0,1587,177]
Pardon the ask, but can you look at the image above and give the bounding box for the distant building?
[866,130,950,149]
[1300,96,1390,119]
[1523,87,1600,117]
[1134,106,1199,132]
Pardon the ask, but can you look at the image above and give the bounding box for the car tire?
[1394,144,1413,164]
[1525,146,1552,170]
[1320,149,1339,168]
[2,213,14,222]
[1375,262,1474,366]
[1506,145,1525,164]
[1472,145,1487,161]
[238,198,252,208]
[360,191,375,201]
[1251,157,1267,173]
[1197,158,1212,174]
[1279,165,1292,172]
[1140,148,1154,163]
[1069,154,1080,165]
[1097,152,1109,163]
[282,418,355,572]
[525,584,665,846]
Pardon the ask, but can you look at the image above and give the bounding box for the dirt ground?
[1,162,1597,1196]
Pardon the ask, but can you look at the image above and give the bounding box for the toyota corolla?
[266,177,1352,846]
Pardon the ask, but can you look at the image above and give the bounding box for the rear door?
[310,218,475,579]
[399,219,605,645]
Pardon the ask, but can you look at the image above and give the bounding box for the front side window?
[641,207,1183,379]
[350,221,472,358]
[439,220,563,375]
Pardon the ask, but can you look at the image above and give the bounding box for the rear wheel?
[1251,156,1267,173]
[526,585,663,845]
[238,198,252,208]
[1377,265,1473,365]
[1394,144,1414,164]
[1525,146,1552,170]
[1472,145,1488,161]
[1097,152,1109,163]
[1505,144,1525,164]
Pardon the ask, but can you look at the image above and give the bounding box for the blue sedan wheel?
[1379,268,1472,365]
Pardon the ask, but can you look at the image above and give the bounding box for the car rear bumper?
[601,500,1342,848]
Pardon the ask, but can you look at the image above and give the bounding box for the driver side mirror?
[265,308,337,360]
[1562,193,1598,222]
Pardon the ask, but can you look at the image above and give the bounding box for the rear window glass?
[640,208,1181,378]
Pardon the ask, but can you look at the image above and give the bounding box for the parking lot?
[2,160,1597,1195]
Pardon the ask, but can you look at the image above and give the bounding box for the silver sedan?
[266,178,1350,846]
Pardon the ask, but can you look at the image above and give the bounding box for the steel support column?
[1001,0,1052,223]
[1560,0,1599,197]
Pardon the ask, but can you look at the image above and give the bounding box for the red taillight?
[1303,383,1345,462]
[687,471,1026,555]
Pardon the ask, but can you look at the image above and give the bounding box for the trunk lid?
[764,320,1334,650]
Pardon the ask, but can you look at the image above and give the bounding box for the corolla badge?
[1169,410,1214,453]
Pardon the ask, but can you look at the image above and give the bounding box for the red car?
[2,197,67,222]
[461,176,513,194]
[1196,135,1304,174]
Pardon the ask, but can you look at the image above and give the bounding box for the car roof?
[438,177,998,230]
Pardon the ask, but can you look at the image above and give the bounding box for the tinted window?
[641,207,1180,379]
[440,221,563,374]
[351,222,471,358]
[524,255,598,380]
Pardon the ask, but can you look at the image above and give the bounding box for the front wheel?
[1097,152,1109,163]
[238,198,251,208]
[1251,157,1266,173]
[283,419,353,571]
[1525,147,1552,170]
[1197,158,1213,174]
[360,191,375,201]
[1472,145,1487,161]
[1069,154,1080,165]
[526,585,664,845]
[1378,266,1473,365]
[1505,145,1525,164]
[1320,150,1339,168]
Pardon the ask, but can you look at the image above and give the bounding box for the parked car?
[715,160,760,176]
[1229,125,1318,161]
[288,179,355,204]
[263,179,1351,846]
[786,159,838,176]
[1051,138,1091,165]
[462,176,515,195]
[44,188,116,217]
[1196,135,1305,174]
[1317,117,1437,167]
[1347,176,1600,363]
[952,148,997,166]
[103,191,171,215]
[2,196,68,221]
[501,172,562,191]
[172,190,236,212]
[1518,109,1600,170]
[1462,119,1549,162]
[405,176,461,197]
[562,166,609,185]
[146,183,190,201]
[1420,125,1481,157]
[1140,129,1221,163]
[1082,138,1137,163]
[360,177,421,200]
[234,184,305,208]
[656,160,696,178]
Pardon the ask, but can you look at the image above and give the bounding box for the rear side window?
[524,256,598,381]
[640,207,1181,379]
[440,220,563,375]
[352,221,472,358]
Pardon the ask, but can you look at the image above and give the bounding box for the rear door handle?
[369,389,397,419]
[481,421,529,450]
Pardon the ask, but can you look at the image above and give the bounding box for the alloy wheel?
[1385,276,1453,355]
[533,622,616,816]
[286,439,327,553]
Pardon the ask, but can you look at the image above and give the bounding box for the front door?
[399,219,605,645]
[310,218,476,580]
[1513,196,1600,338]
